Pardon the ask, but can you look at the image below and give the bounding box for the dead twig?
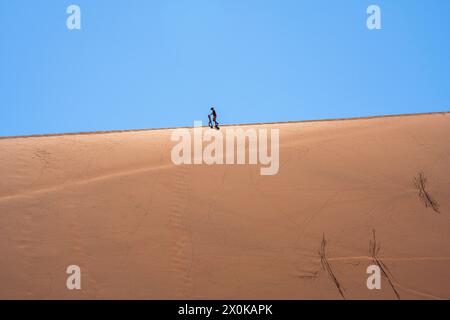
[319,234,345,299]
[369,229,400,300]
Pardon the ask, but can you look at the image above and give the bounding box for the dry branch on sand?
[413,172,440,213]
[319,234,345,299]
[369,230,400,300]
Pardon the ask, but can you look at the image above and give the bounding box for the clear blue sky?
[1,0,449,136]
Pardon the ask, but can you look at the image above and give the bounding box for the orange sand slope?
[0,112,449,299]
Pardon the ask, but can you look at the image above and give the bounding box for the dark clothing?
[209,109,218,127]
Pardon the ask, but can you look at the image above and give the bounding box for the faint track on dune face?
[326,256,450,262]
[392,282,447,300]
[30,148,52,187]
[17,208,35,297]
[0,163,174,203]
[68,210,99,298]
[319,234,345,299]
[295,192,339,245]
[168,165,194,298]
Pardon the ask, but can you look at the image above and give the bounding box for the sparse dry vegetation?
[369,229,400,300]
[413,172,440,213]
[319,234,345,299]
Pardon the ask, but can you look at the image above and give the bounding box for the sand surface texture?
[1,113,449,299]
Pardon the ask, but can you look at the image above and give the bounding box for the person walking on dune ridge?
[208,106,219,130]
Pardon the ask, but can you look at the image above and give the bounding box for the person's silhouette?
[208,107,219,128]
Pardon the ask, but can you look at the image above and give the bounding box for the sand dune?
[0,112,449,299]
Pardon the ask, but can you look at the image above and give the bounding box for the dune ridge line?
[1,111,448,140]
